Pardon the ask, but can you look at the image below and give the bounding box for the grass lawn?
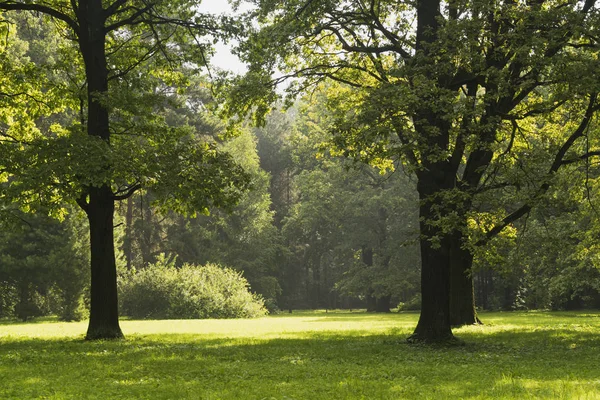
[1,311,600,399]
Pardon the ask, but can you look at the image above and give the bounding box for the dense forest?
[1,0,600,343]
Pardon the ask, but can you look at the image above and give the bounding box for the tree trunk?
[141,195,155,266]
[361,247,376,311]
[449,231,480,326]
[408,172,455,343]
[78,0,123,339]
[124,196,133,270]
[408,235,454,342]
[375,295,392,313]
[365,294,377,312]
[85,185,123,339]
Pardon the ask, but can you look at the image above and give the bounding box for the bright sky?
[196,1,251,74]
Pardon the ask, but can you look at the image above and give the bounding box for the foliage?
[0,209,89,321]
[473,166,600,311]
[2,312,600,398]
[0,3,253,338]
[118,255,267,320]
[119,128,281,303]
[270,94,421,310]
[234,0,600,339]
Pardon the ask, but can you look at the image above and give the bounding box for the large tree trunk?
[406,0,458,343]
[449,231,480,326]
[408,232,453,342]
[78,0,123,339]
[85,185,123,339]
[408,174,455,343]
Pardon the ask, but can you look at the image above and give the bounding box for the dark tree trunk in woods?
[449,231,480,326]
[475,269,493,310]
[124,196,133,270]
[366,294,377,312]
[141,195,155,266]
[375,295,392,313]
[361,247,377,311]
[78,0,123,339]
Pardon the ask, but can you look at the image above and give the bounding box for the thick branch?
[76,191,89,213]
[560,150,600,166]
[0,1,79,35]
[104,0,128,18]
[105,3,154,32]
[113,183,142,200]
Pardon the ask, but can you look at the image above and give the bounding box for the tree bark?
[408,172,455,343]
[124,196,133,270]
[365,294,377,312]
[78,0,123,339]
[85,185,123,339]
[449,231,480,326]
[375,295,392,313]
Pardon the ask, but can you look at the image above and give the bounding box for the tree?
[158,129,282,304]
[262,94,421,311]
[0,208,89,321]
[0,1,250,339]
[234,0,600,342]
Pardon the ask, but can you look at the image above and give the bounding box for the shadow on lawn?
[1,325,600,399]
[301,313,420,324]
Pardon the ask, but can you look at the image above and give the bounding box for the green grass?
[1,311,600,399]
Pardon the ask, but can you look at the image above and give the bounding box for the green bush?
[397,293,421,312]
[119,256,267,319]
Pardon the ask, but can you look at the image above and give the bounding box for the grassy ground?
[1,311,600,399]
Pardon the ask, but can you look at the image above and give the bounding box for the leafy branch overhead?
[0,0,250,211]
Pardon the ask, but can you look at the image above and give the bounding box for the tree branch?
[104,0,128,18]
[76,191,89,213]
[113,183,142,200]
[0,1,79,35]
[477,93,598,246]
[560,150,600,166]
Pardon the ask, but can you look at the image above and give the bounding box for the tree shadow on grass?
[297,311,421,324]
[1,325,600,399]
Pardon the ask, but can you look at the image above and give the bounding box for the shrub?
[119,256,267,319]
[397,293,421,312]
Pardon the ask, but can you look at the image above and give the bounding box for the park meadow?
[3,2,600,399]
[1,310,599,399]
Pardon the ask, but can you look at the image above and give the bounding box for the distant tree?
[254,109,296,228]
[0,209,89,321]
[265,95,421,311]
[162,129,282,303]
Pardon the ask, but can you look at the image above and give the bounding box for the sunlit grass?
[1,311,600,399]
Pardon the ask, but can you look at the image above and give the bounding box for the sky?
[196,1,251,74]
